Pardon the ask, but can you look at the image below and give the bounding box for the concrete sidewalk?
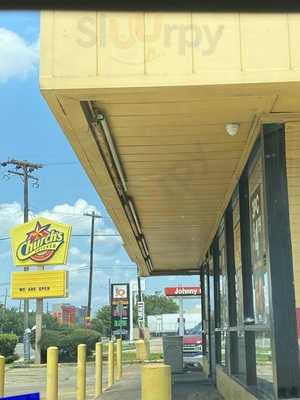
[99,364,140,400]
[99,365,223,400]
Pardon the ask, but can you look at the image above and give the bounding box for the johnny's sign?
[11,217,72,266]
[165,286,201,297]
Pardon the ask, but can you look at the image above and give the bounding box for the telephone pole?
[1,159,42,361]
[83,211,101,326]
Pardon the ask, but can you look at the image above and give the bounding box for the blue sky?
[0,11,200,315]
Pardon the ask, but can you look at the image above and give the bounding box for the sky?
[0,11,201,316]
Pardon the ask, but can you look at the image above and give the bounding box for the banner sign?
[137,301,145,327]
[11,270,69,299]
[10,217,72,266]
[165,286,201,297]
[1,394,40,399]
[111,283,130,340]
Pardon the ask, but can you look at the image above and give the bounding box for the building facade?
[40,11,300,399]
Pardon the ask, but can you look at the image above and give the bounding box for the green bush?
[0,333,18,358]
[6,354,19,364]
[39,328,101,363]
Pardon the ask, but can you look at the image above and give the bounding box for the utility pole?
[1,159,42,362]
[83,211,101,327]
[4,288,8,310]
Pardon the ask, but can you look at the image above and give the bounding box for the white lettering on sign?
[165,286,201,297]
[174,287,198,296]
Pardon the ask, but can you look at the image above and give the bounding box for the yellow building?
[40,11,300,400]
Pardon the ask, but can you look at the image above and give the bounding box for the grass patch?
[122,352,163,363]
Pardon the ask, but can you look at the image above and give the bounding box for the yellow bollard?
[108,341,114,387]
[95,342,103,396]
[77,344,87,400]
[116,338,122,380]
[136,339,149,361]
[0,355,5,397]
[47,347,58,400]
[141,363,171,400]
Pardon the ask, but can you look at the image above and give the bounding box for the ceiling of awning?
[42,82,300,276]
[88,92,273,273]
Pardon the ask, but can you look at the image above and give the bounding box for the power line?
[44,161,78,166]
[28,208,112,222]
[0,233,121,241]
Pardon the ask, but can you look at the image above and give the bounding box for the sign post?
[10,217,71,364]
[35,266,44,365]
[137,301,145,329]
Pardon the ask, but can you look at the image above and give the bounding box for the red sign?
[165,286,201,297]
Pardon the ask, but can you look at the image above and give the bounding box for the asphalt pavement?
[4,363,108,400]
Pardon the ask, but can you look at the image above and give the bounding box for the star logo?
[26,222,51,243]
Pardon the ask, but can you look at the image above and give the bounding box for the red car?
[183,323,202,366]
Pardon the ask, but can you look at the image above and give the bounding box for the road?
[4,363,109,400]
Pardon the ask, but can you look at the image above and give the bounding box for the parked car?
[183,323,202,366]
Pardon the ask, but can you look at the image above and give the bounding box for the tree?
[143,294,179,316]
[0,307,23,338]
[0,307,63,339]
[91,305,111,336]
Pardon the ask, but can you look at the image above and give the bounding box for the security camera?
[225,123,240,136]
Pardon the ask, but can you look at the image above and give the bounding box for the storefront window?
[255,331,273,394]
[248,151,273,397]
[249,156,270,326]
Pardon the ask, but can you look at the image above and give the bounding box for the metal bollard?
[47,347,58,400]
[136,339,149,361]
[108,341,114,387]
[0,355,5,397]
[116,338,122,380]
[95,342,103,396]
[141,363,171,400]
[77,344,87,400]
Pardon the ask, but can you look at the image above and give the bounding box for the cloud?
[0,28,39,83]
[0,202,24,236]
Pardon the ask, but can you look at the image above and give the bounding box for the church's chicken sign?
[11,217,72,266]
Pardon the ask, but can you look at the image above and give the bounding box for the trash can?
[162,336,183,373]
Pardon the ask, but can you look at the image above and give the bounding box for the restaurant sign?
[11,270,69,299]
[10,217,72,266]
[164,286,201,297]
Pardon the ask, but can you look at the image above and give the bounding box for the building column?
[262,123,300,398]
[212,238,221,366]
[239,170,257,387]
[225,206,238,375]
[200,266,207,355]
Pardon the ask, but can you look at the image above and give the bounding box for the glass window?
[255,331,273,395]
[248,152,274,398]
[249,156,270,326]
